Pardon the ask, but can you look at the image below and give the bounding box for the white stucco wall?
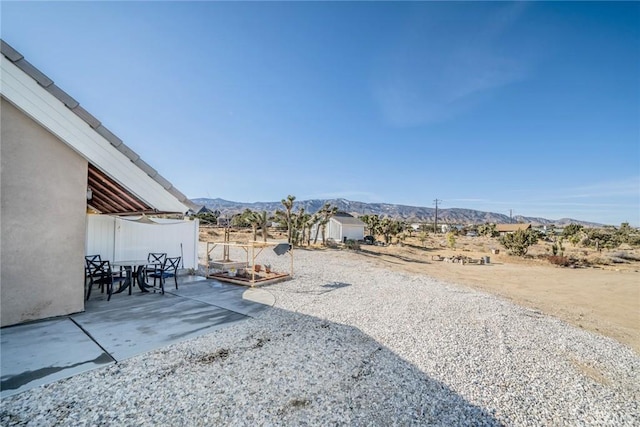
[1,98,86,326]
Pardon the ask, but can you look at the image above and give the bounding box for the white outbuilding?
[312,213,365,243]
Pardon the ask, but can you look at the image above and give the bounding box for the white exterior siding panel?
[341,224,365,241]
[85,214,116,260]
[86,215,199,269]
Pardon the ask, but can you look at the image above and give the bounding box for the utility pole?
[510,209,513,223]
[434,199,442,233]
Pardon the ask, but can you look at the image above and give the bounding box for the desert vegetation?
[195,199,640,270]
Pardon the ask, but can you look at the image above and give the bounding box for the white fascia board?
[1,56,188,213]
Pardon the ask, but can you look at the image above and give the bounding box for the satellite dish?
[273,243,292,256]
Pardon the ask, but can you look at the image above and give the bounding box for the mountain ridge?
[190,197,604,227]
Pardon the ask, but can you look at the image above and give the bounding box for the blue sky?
[2,1,639,225]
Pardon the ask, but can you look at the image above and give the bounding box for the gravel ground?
[2,248,639,426]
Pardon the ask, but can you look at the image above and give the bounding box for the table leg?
[137,265,151,292]
[114,266,132,294]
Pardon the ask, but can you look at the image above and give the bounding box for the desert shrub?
[446,232,456,249]
[344,239,360,251]
[325,238,338,249]
[562,223,583,239]
[584,228,621,249]
[569,233,583,246]
[551,237,565,256]
[547,255,572,267]
[590,256,610,266]
[500,229,539,256]
[418,231,429,247]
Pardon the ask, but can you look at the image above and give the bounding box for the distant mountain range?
[190,197,603,227]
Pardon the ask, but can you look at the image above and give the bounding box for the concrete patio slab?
[71,292,248,361]
[169,280,274,317]
[1,318,112,398]
[1,279,274,399]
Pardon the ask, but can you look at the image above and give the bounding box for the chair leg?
[160,276,165,294]
[86,278,93,301]
[174,274,178,290]
[107,281,112,301]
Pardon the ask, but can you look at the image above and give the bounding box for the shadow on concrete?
[0,277,272,398]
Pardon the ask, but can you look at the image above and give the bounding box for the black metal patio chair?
[84,255,104,298]
[143,252,167,282]
[147,256,181,294]
[85,258,128,301]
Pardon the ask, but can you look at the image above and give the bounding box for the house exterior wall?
[1,98,86,326]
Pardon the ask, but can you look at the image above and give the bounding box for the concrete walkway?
[0,277,274,398]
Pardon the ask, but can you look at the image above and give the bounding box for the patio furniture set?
[84,253,181,301]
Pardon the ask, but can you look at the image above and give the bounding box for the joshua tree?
[477,223,498,238]
[241,209,262,241]
[296,208,311,245]
[318,203,338,245]
[256,210,269,242]
[291,208,310,246]
[281,195,296,244]
[305,213,318,245]
[360,214,381,239]
[405,222,415,238]
[380,217,395,244]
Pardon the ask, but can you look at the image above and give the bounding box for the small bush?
[325,238,338,249]
[547,255,572,267]
[589,256,610,266]
[344,239,360,251]
[446,232,456,249]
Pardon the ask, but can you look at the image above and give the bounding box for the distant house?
[1,40,194,327]
[311,213,365,242]
[197,206,214,214]
[495,223,532,235]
